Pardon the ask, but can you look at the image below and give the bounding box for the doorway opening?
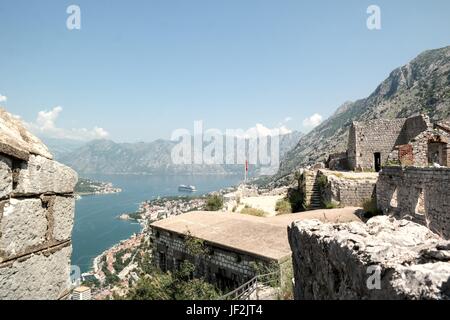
[374,152,381,172]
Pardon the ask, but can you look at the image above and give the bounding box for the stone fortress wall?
[377,166,450,239]
[288,216,450,300]
[0,108,78,300]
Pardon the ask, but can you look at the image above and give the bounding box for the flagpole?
[244,159,248,183]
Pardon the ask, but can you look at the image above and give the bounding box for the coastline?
[83,184,241,298]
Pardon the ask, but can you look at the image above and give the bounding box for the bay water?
[71,174,242,273]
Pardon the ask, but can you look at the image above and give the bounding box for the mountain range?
[51,131,303,176]
[270,45,450,184]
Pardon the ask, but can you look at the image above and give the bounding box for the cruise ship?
[178,185,196,192]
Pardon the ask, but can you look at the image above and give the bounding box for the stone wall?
[0,108,77,300]
[326,152,348,171]
[318,170,377,207]
[348,118,406,170]
[377,166,450,239]
[288,216,450,300]
[151,228,289,290]
[398,114,431,145]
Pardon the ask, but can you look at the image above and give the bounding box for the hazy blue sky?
[1,0,450,142]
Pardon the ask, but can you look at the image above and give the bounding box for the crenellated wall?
[0,108,78,300]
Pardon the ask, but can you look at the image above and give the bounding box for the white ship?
[178,185,196,192]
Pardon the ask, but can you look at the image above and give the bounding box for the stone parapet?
[288,216,450,300]
[0,107,77,300]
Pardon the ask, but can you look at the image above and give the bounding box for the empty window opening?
[428,142,448,166]
[390,188,398,208]
[159,252,167,272]
[415,189,426,216]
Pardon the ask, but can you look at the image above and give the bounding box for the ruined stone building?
[150,210,358,291]
[329,114,450,172]
[377,166,450,239]
[0,108,77,300]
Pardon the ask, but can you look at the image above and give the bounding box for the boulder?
[288,216,450,300]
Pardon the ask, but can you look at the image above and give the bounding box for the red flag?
[245,160,248,172]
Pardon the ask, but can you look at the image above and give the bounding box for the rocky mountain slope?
[58,131,303,176]
[274,45,450,182]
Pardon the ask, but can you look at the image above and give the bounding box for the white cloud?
[36,106,63,130]
[26,106,110,141]
[0,94,7,103]
[231,123,292,139]
[284,117,292,123]
[302,113,323,129]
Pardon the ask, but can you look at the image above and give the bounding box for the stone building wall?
[318,170,377,207]
[151,228,289,290]
[0,108,77,300]
[326,152,348,171]
[288,216,450,300]
[398,114,431,144]
[377,166,450,239]
[348,118,407,171]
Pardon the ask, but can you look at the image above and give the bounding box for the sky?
[1,0,450,142]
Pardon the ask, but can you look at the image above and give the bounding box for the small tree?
[275,199,292,214]
[185,230,208,256]
[205,194,223,211]
[126,273,173,300]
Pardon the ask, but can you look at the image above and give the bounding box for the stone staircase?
[309,181,323,209]
[301,170,323,209]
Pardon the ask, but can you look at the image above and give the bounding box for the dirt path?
[237,195,285,217]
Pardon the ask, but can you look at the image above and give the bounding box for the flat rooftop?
[151,208,361,261]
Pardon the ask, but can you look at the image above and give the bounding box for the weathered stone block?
[51,196,76,242]
[0,108,52,160]
[0,245,72,300]
[288,216,450,300]
[0,155,12,199]
[0,198,47,261]
[13,155,78,196]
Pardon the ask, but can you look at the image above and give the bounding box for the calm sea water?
[71,174,242,273]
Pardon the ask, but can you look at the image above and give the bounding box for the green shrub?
[324,201,337,209]
[185,231,207,256]
[205,194,223,211]
[241,207,268,217]
[287,189,306,213]
[173,278,221,300]
[275,199,292,215]
[126,261,221,300]
[316,175,328,188]
[362,198,382,217]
